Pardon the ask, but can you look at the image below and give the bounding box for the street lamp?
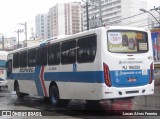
[152,6,160,15]
[152,6,160,26]
[139,8,160,25]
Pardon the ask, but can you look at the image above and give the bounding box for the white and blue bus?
[7,26,154,106]
[0,50,8,89]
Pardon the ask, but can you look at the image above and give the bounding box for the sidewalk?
[134,77,160,109]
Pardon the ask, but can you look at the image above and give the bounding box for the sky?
[0,0,159,40]
[0,0,76,39]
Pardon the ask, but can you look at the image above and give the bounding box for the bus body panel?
[102,53,153,87]
[102,28,154,89]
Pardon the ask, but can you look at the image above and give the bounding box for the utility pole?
[90,0,103,27]
[2,36,4,50]
[15,29,23,48]
[99,0,102,26]
[19,22,27,47]
[86,1,89,30]
[24,22,27,47]
[82,0,90,30]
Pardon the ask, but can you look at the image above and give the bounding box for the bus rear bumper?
[101,81,154,99]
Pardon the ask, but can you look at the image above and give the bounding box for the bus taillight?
[103,63,112,87]
[149,63,153,84]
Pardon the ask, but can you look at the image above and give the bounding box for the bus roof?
[8,26,148,54]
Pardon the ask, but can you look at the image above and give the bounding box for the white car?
[0,78,7,89]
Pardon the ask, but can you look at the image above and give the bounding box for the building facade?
[83,0,148,30]
[49,2,82,37]
[0,36,16,50]
[35,13,50,40]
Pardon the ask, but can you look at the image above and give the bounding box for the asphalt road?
[0,85,160,119]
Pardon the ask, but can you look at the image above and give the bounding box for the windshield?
[0,60,7,68]
[107,30,148,53]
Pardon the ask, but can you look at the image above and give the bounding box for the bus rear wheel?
[49,85,70,107]
[49,85,60,106]
[15,81,24,98]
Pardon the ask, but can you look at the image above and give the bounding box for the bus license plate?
[128,78,136,82]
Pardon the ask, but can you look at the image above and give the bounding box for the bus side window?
[61,40,76,64]
[7,60,12,71]
[28,49,37,67]
[37,47,47,66]
[48,43,60,65]
[13,53,19,68]
[77,35,97,63]
[20,51,27,67]
[7,59,12,77]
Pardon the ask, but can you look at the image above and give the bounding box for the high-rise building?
[35,13,50,39]
[83,0,148,30]
[49,2,82,37]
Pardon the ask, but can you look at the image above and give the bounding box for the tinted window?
[20,51,27,67]
[61,40,76,64]
[7,60,12,71]
[13,53,19,68]
[28,49,37,67]
[77,35,97,63]
[37,47,47,65]
[48,44,60,65]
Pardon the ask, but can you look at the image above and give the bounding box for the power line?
[136,22,159,28]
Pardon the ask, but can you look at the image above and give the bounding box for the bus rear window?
[107,30,148,53]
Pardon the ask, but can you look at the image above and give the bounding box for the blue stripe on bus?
[9,69,151,91]
[109,70,150,87]
[44,71,104,83]
[10,71,104,83]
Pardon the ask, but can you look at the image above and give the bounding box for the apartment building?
[83,0,148,30]
[0,36,16,50]
[35,13,50,39]
[49,2,82,37]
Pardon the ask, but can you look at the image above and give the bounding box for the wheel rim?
[51,91,57,104]
[50,86,59,105]
[16,83,20,95]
